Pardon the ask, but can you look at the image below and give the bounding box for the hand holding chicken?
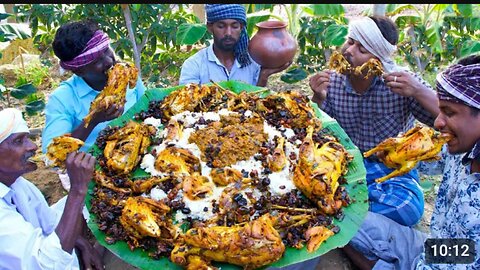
[84,62,138,128]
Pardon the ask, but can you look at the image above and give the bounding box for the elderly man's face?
[208,19,242,51]
[434,100,480,154]
[341,37,378,69]
[0,132,38,177]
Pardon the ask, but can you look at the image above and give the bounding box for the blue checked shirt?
[321,72,437,153]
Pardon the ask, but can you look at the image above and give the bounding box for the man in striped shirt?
[309,16,439,226]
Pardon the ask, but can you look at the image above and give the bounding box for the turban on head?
[348,17,407,73]
[60,30,110,71]
[0,108,29,145]
[205,4,251,68]
[436,63,480,110]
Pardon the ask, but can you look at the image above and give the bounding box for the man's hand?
[75,236,104,270]
[384,70,440,117]
[65,151,96,196]
[71,104,124,143]
[383,71,424,98]
[257,61,293,87]
[309,70,333,104]
[89,104,124,126]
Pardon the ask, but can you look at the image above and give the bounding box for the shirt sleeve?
[41,91,76,154]
[179,57,201,86]
[408,72,437,127]
[252,60,261,86]
[0,204,76,270]
[135,75,146,98]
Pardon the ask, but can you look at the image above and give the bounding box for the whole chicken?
[170,213,285,270]
[120,196,179,247]
[103,121,156,175]
[364,125,453,183]
[293,126,352,215]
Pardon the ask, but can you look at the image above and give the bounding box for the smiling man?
[0,108,102,270]
[178,4,289,87]
[343,54,480,270]
[42,20,146,153]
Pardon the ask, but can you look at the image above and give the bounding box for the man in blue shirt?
[42,20,146,153]
[179,4,289,87]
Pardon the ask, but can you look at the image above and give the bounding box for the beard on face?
[215,36,237,51]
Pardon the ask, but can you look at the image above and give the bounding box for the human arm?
[42,89,123,153]
[70,104,123,142]
[256,61,292,87]
[54,151,96,253]
[75,235,104,270]
[134,75,146,98]
[342,244,376,270]
[0,178,79,269]
[384,71,440,119]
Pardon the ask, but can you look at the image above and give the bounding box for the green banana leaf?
[86,80,368,269]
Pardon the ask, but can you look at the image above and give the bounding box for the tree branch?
[121,4,142,78]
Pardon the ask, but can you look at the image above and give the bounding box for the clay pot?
[248,21,298,69]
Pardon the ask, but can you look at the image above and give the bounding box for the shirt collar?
[72,74,99,98]
[461,139,480,166]
[206,44,241,68]
[0,180,14,204]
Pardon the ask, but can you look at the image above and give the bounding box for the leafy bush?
[14,4,209,87]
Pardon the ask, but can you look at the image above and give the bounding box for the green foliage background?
[4,4,480,94]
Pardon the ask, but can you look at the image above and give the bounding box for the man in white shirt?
[0,108,103,270]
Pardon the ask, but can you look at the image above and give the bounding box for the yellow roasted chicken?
[170,213,285,270]
[46,134,84,167]
[93,170,169,194]
[305,226,335,252]
[104,121,156,175]
[84,62,138,128]
[328,51,352,74]
[293,126,352,214]
[120,196,179,247]
[364,125,453,183]
[354,58,384,79]
[328,51,384,78]
[159,84,227,121]
[256,91,322,130]
[154,146,201,176]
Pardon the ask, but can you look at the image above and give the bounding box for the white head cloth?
[0,108,29,144]
[348,17,407,73]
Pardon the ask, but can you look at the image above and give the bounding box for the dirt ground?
[3,4,437,269]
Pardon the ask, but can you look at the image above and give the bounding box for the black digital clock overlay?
[425,238,475,264]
